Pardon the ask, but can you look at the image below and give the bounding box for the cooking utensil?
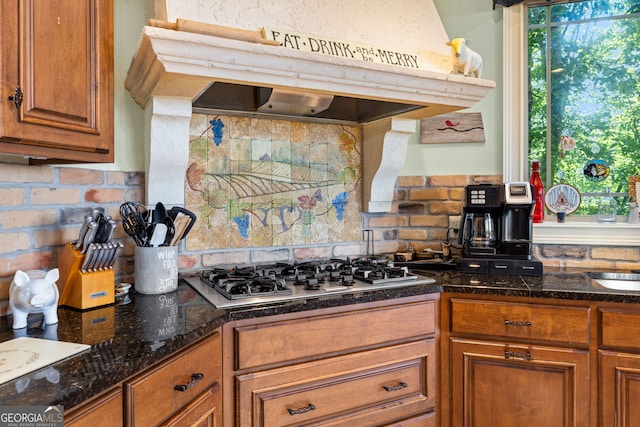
[168,206,197,242]
[81,222,98,254]
[120,202,148,246]
[149,223,167,247]
[153,202,168,224]
[148,18,281,46]
[73,215,93,250]
[81,243,98,273]
[162,216,175,247]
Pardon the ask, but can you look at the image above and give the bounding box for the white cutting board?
[0,337,90,385]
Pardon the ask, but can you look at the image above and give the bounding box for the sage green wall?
[110,0,504,175]
[400,0,504,177]
[109,0,146,172]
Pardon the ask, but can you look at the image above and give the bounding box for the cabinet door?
[450,338,590,427]
[599,350,640,427]
[160,384,221,427]
[0,0,113,162]
[64,386,123,427]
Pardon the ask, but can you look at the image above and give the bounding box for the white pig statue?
[446,38,483,78]
[9,269,60,330]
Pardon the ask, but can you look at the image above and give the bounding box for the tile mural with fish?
[185,114,362,250]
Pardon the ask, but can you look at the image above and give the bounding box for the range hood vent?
[193,82,424,123]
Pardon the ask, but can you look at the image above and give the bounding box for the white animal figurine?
[446,38,483,78]
[9,269,60,330]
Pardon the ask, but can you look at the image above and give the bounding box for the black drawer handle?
[174,373,204,392]
[287,403,316,416]
[504,320,532,327]
[383,381,408,392]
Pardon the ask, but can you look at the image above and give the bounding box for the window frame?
[502,3,640,245]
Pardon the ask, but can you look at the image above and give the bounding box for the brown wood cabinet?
[599,307,640,427]
[64,386,123,427]
[0,0,114,163]
[65,330,221,427]
[223,295,439,426]
[441,294,592,427]
[125,330,222,426]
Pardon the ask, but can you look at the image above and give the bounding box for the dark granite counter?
[0,267,638,411]
[0,283,225,410]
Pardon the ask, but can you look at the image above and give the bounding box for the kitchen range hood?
[126,25,494,123]
[125,0,495,211]
[193,83,425,124]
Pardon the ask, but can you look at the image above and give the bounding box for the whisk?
[120,202,148,246]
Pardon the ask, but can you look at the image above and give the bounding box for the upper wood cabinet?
[0,0,114,163]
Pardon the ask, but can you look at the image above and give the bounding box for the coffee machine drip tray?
[459,257,543,276]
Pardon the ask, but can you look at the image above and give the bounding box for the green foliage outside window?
[528,0,640,216]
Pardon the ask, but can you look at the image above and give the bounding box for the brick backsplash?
[1,165,639,310]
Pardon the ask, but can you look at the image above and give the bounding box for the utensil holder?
[134,246,178,294]
[57,243,115,310]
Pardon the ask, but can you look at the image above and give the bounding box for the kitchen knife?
[92,244,109,272]
[81,243,98,273]
[105,219,117,243]
[73,215,93,250]
[98,243,115,270]
[81,222,98,254]
[107,243,123,269]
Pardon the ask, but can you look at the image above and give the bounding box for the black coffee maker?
[458,183,542,275]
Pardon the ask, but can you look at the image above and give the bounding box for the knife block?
[57,243,115,310]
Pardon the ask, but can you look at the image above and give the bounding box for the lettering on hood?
[264,27,422,69]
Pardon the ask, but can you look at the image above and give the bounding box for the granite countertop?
[0,267,639,410]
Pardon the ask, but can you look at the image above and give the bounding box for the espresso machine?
[458,183,543,276]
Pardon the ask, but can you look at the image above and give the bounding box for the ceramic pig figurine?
[446,38,483,78]
[9,269,60,330]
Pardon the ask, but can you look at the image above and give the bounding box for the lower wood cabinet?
[125,330,222,426]
[223,295,439,426]
[599,307,640,427]
[450,338,590,427]
[64,386,123,427]
[65,329,222,427]
[160,383,221,427]
[441,294,592,427]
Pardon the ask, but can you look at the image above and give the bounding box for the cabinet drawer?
[235,339,435,426]
[65,386,123,427]
[234,299,436,370]
[126,332,221,426]
[259,358,426,426]
[450,299,590,345]
[600,308,640,349]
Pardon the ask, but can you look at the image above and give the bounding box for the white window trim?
[502,4,640,246]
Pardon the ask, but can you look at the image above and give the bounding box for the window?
[528,0,640,218]
[502,1,640,245]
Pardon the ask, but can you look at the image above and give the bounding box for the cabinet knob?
[8,85,22,109]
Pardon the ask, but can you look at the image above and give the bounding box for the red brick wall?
[1,164,639,311]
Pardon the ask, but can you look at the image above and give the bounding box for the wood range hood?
[125,3,495,212]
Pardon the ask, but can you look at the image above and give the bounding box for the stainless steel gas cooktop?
[183,259,437,308]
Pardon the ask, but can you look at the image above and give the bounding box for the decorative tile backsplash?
[184,114,363,250]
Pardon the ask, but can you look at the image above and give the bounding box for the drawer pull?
[287,403,316,416]
[504,350,532,361]
[383,381,408,392]
[174,373,204,392]
[504,320,532,327]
